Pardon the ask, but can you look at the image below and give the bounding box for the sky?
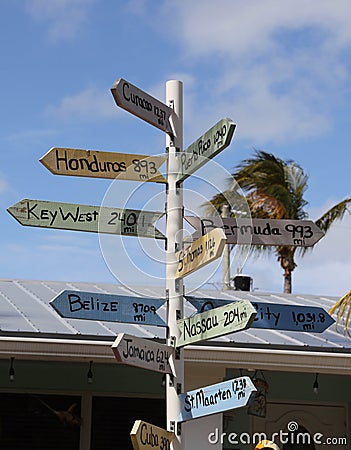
[1,0,351,298]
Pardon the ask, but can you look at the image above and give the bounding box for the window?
[0,393,81,450]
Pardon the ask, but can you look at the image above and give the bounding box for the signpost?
[7,76,267,450]
[178,376,256,422]
[185,216,324,247]
[111,78,175,135]
[40,148,167,183]
[50,290,166,327]
[112,333,174,374]
[7,199,165,239]
[175,228,226,279]
[186,297,335,333]
[177,118,236,183]
[130,420,174,450]
[177,299,256,347]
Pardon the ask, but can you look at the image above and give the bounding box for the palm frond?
[284,163,309,219]
[329,290,351,335]
[232,150,308,220]
[315,198,351,233]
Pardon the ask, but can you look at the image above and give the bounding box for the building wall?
[0,359,349,449]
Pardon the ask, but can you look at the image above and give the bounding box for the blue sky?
[1,0,351,297]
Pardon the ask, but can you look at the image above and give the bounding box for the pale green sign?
[177,299,256,347]
[7,199,165,239]
[177,118,236,182]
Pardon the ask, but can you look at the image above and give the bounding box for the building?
[0,278,349,449]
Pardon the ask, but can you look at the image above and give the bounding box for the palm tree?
[207,150,351,293]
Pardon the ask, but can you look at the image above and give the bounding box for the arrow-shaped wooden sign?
[111,78,175,135]
[175,228,226,279]
[112,333,174,374]
[186,297,335,333]
[50,291,167,327]
[130,420,174,450]
[177,118,236,183]
[177,299,256,347]
[185,216,324,247]
[178,376,256,422]
[40,148,167,183]
[7,199,165,239]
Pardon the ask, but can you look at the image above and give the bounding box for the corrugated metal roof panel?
[0,278,350,350]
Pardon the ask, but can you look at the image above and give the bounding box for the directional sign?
[40,148,167,183]
[178,376,256,422]
[175,228,226,279]
[50,291,166,327]
[111,78,174,135]
[177,118,236,183]
[185,216,324,247]
[130,420,174,450]
[177,299,256,347]
[112,333,174,374]
[186,297,335,333]
[7,199,165,239]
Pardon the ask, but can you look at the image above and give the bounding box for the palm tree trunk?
[284,273,292,294]
[278,247,297,294]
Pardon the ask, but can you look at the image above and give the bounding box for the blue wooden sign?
[186,296,335,333]
[178,376,256,422]
[50,290,166,327]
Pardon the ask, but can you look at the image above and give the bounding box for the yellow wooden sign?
[40,147,167,183]
[130,420,174,450]
[175,228,226,279]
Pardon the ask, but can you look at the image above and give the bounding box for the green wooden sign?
[177,299,256,347]
[7,199,165,239]
[177,118,236,182]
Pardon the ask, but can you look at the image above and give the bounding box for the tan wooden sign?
[40,148,167,183]
[175,228,226,279]
[130,420,174,450]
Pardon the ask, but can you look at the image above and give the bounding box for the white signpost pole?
[165,80,184,450]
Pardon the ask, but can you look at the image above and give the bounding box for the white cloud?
[152,0,351,144]
[169,0,351,58]
[45,86,117,121]
[25,0,96,42]
[0,175,8,194]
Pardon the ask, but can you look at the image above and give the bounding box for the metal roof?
[0,278,349,352]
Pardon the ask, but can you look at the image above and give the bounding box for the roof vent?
[232,274,252,291]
